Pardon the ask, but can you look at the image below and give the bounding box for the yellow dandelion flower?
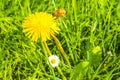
[22,12,60,42]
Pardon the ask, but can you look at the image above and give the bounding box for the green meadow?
[0,0,120,80]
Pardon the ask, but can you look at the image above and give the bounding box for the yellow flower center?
[51,59,56,64]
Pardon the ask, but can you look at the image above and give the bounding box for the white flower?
[107,51,113,56]
[48,55,60,68]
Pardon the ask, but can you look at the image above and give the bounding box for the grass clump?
[0,0,120,80]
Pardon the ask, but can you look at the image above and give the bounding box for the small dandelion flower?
[92,46,101,54]
[48,55,60,68]
[22,12,60,42]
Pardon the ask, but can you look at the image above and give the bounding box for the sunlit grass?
[0,0,120,80]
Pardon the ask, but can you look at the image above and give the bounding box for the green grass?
[0,0,120,80]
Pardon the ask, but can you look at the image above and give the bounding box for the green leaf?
[89,52,102,67]
[70,61,89,80]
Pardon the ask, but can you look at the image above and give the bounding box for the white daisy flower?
[48,55,60,68]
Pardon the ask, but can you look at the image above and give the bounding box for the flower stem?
[52,35,71,69]
[56,67,67,80]
[43,41,67,79]
[43,41,52,56]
